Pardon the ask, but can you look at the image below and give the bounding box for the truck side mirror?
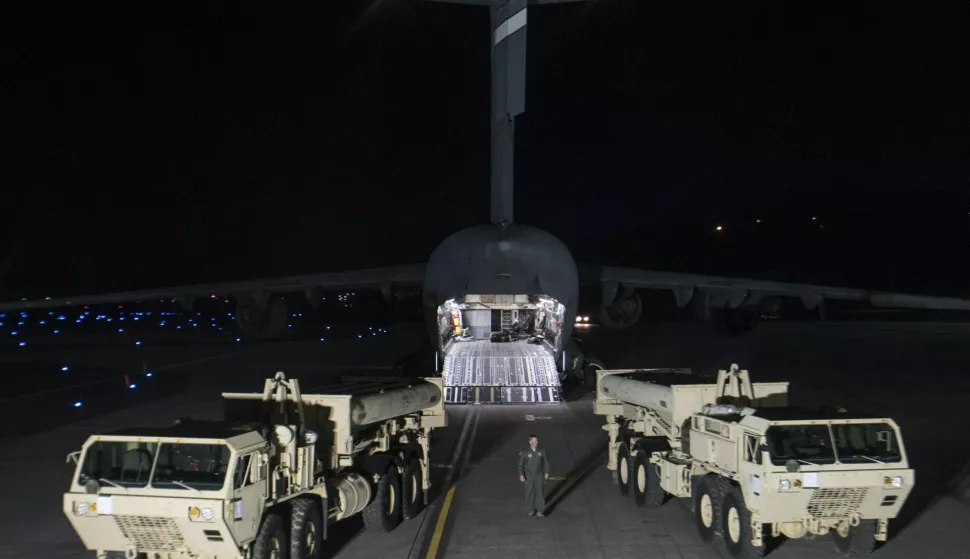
[66,450,81,466]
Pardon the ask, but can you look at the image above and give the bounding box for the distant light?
[146,372,153,377]
[73,401,82,408]
[358,335,363,339]
[118,328,124,333]
[53,330,60,334]
[45,296,51,300]
[756,219,762,223]
[210,294,217,299]
[715,225,723,232]
[61,366,69,371]
[135,341,142,346]
[118,305,124,309]
[236,338,241,343]
[320,338,325,342]
[177,326,183,329]
[18,341,26,347]
[811,216,817,221]
[129,384,137,389]
[288,324,293,328]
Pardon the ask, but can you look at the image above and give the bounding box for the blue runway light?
[135,341,142,346]
[61,366,69,371]
[129,384,137,389]
[18,341,26,347]
[358,334,363,339]
[320,338,325,342]
[57,315,66,321]
[118,328,124,333]
[73,401,82,408]
[10,331,17,336]
[146,372,153,377]
[17,321,24,326]
[53,330,60,334]
[236,338,241,343]
[39,320,46,325]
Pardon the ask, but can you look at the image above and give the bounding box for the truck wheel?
[402,459,424,520]
[692,476,717,543]
[832,519,879,556]
[252,512,288,559]
[632,450,665,507]
[290,497,323,559]
[363,468,402,532]
[616,443,631,497]
[717,483,765,559]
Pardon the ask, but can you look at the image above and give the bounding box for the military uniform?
[518,445,550,515]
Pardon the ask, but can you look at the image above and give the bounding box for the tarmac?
[2,318,969,558]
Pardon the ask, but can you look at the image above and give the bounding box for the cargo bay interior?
[436,295,565,404]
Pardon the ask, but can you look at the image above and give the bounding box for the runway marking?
[425,485,457,559]
[548,476,567,481]
[407,405,480,559]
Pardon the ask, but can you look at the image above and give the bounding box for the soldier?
[518,434,550,516]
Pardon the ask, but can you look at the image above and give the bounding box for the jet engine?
[235,297,288,339]
[600,289,642,329]
[711,305,759,337]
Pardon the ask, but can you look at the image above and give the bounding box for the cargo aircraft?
[4,0,969,403]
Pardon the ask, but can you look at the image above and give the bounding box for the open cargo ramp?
[442,340,562,404]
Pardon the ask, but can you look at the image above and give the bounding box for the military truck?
[63,372,448,559]
[594,364,914,558]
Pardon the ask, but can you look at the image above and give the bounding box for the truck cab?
[64,420,274,559]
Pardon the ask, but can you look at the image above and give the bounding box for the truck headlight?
[885,476,903,488]
[778,479,791,491]
[74,501,94,516]
[188,506,215,522]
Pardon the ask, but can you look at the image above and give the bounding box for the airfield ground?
[2,319,968,558]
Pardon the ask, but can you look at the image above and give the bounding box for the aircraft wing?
[579,263,970,312]
[0,264,426,311]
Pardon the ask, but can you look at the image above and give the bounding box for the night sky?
[3,1,969,299]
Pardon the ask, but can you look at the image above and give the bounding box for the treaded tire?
[716,482,765,559]
[617,443,631,497]
[402,459,424,520]
[833,519,879,556]
[290,497,323,559]
[632,449,665,507]
[252,512,288,559]
[363,468,402,532]
[693,475,718,543]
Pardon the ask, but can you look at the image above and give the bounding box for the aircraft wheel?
[363,468,402,532]
[616,443,631,496]
[402,459,424,520]
[832,519,879,556]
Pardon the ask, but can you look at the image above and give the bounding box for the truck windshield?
[151,442,231,490]
[831,422,902,464]
[78,441,160,488]
[766,425,837,466]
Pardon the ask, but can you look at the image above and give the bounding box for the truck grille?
[806,488,868,519]
[114,515,184,551]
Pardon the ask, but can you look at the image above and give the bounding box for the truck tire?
[402,459,424,520]
[363,468,402,532]
[692,476,718,543]
[616,443,631,497]
[632,450,665,508]
[832,519,879,556]
[290,497,323,559]
[716,482,765,559]
[252,512,288,559]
